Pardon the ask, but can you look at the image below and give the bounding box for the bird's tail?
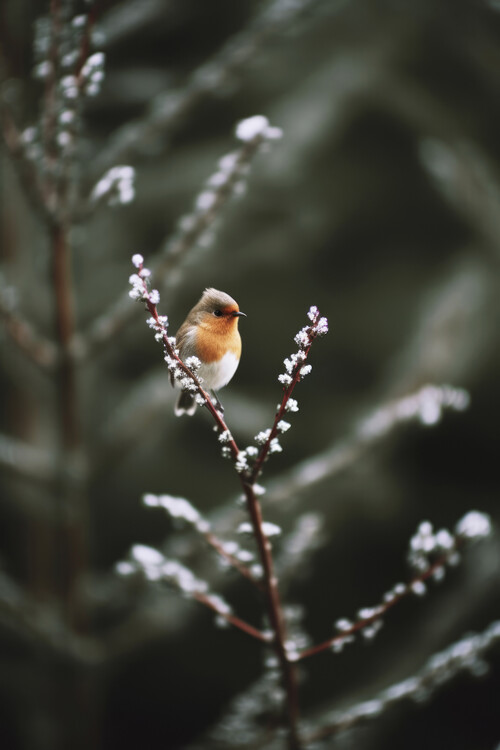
[175,390,197,417]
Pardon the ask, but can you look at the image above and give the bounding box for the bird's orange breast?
[195,319,241,363]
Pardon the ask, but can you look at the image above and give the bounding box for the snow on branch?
[306,617,500,743]
[298,511,492,661]
[80,115,282,357]
[116,543,268,642]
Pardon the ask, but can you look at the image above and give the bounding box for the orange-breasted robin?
[173,288,246,416]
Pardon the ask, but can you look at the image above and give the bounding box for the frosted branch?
[298,511,492,661]
[307,618,500,743]
[89,0,321,181]
[142,493,261,588]
[266,383,471,505]
[80,118,281,358]
[117,544,268,641]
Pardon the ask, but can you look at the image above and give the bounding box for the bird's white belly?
[199,351,239,390]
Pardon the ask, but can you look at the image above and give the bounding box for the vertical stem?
[51,222,86,630]
[242,480,301,750]
[52,223,79,449]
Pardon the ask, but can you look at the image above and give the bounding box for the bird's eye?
[213,309,223,317]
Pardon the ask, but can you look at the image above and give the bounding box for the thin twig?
[0,274,57,368]
[81,129,273,358]
[132,271,328,749]
[192,591,270,642]
[202,530,263,590]
[298,537,467,662]
[88,0,323,182]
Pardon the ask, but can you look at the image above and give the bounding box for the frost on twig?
[89,0,320,180]
[90,165,135,206]
[307,618,500,743]
[142,493,259,586]
[241,306,328,483]
[298,511,492,661]
[81,114,282,357]
[266,383,471,505]
[116,544,267,641]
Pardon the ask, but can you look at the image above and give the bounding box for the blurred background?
[0,0,499,748]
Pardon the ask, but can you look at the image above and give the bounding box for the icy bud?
[91,165,135,206]
[262,522,282,538]
[235,115,283,143]
[131,544,164,568]
[129,273,145,301]
[143,493,210,534]
[185,355,201,371]
[455,511,491,539]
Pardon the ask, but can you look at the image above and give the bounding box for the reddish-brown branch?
[42,0,62,214]
[134,283,328,750]
[250,332,317,483]
[298,538,467,662]
[203,530,264,590]
[52,224,80,450]
[192,591,270,642]
[241,480,302,749]
[75,5,97,87]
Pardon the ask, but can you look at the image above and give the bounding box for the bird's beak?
[233,311,247,317]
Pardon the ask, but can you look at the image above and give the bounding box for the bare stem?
[241,480,302,750]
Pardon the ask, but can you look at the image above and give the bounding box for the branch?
[298,512,492,661]
[265,383,470,506]
[80,116,281,358]
[306,616,500,743]
[142,492,262,590]
[118,544,268,643]
[88,0,324,182]
[130,261,329,748]
[0,272,58,368]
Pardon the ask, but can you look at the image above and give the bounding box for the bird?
[172,288,246,416]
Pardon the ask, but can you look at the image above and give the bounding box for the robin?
[173,288,246,416]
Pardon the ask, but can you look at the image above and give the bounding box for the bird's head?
[195,288,246,330]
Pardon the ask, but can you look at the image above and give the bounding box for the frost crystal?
[235,115,283,142]
[143,493,209,533]
[294,329,310,348]
[269,438,282,454]
[185,355,201,371]
[254,429,271,445]
[456,511,491,539]
[278,373,293,386]
[131,544,164,567]
[262,522,282,538]
[235,451,249,473]
[237,522,253,536]
[307,306,319,321]
[91,165,135,206]
[129,272,145,301]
